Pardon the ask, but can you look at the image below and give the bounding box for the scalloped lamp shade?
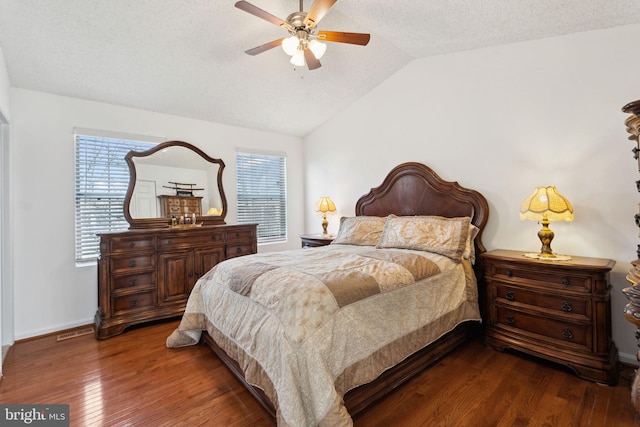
[520,186,573,258]
[315,196,336,235]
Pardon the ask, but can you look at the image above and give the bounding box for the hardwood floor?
[1,319,638,426]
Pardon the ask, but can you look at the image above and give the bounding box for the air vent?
[56,327,94,341]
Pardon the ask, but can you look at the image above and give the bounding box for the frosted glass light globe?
[308,40,326,59]
[282,36,299,56]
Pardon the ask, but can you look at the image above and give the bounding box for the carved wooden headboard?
[355,162,490,254]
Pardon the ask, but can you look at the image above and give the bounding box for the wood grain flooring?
[1,319,638,426]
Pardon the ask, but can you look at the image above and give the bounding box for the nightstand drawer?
[496,307,591,351]
[490,264,591,293]
[495,284,589,318]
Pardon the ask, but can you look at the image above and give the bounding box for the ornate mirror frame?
[123,140,228,229]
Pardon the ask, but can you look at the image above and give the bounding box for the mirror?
[123,140,228,229]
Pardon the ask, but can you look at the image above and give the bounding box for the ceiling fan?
[235,0,370,70]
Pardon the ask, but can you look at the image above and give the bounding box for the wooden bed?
[199,161,490,421]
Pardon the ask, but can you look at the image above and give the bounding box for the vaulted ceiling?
[1,1,639,137]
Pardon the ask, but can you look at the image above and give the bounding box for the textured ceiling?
[1,1,639,137]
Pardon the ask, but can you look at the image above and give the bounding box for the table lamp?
[520,186,573,259]
[315,196,336,235]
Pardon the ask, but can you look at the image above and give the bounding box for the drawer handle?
[212,235,219,240]
[505,291,515,301]
[128,242,135,248]
[129,278,137,286]
[562,328,573,340]
[130,299,138,308]
[129,260,137,267]
[506,270,513,277]
[167,239,172,245]
[561,278,569,286]
[561,301,573,312]
[505,314,515,325]
[236,247,242,254]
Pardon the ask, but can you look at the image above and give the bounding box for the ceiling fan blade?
[317,31,370,46]
[304,48,322,70]
[235,1,292,30]
[245,38,285,56]
[303,0,337,28]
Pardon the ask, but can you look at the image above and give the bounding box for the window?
[74,130,158,263]
[236,151,287,244]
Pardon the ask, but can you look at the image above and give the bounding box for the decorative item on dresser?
[481,249,618,384]
[95,140,257,339]
[300,233,334,248]
[621,99,640,411]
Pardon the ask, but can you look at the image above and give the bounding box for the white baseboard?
[620,350,639,367]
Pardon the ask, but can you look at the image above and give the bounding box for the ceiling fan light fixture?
[235,0,371,71]
[282,36,299,56]
[290,49,306,67]
[308,39,326,59]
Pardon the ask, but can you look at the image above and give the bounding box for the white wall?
[10,88,303,339]
[0,45,12,374]
[304,24,640,364]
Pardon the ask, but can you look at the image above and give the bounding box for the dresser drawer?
[110,254,154,272]
[167,206,182,215]
[496,307,591,351]
[158,232,224,248]
[112,272,155,291]
[109,237,155,253]
[112,290,155,315]
[495,284,589,318]
[490,264,591,293]
[226,244,254,259]
[226,228,255,243]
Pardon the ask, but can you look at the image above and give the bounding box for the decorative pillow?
[331,216,388,246]
[463,224,480,264]
[377,216,471,261]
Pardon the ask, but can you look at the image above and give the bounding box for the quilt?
[167,244,481,426]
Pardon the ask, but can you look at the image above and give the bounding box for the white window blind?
[236,151,287,244]
[75,133,157,263]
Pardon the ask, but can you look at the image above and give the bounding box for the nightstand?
[300,234,334,248]
[481,249,618,384]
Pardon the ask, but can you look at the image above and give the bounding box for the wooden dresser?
[95,224,257,339]
[158,195,203,218]
[481,249,618,384]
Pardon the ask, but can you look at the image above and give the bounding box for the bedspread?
[167,244,481,426]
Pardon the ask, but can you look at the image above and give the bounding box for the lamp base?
[523,252,571,261]
[321,214,328,235]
